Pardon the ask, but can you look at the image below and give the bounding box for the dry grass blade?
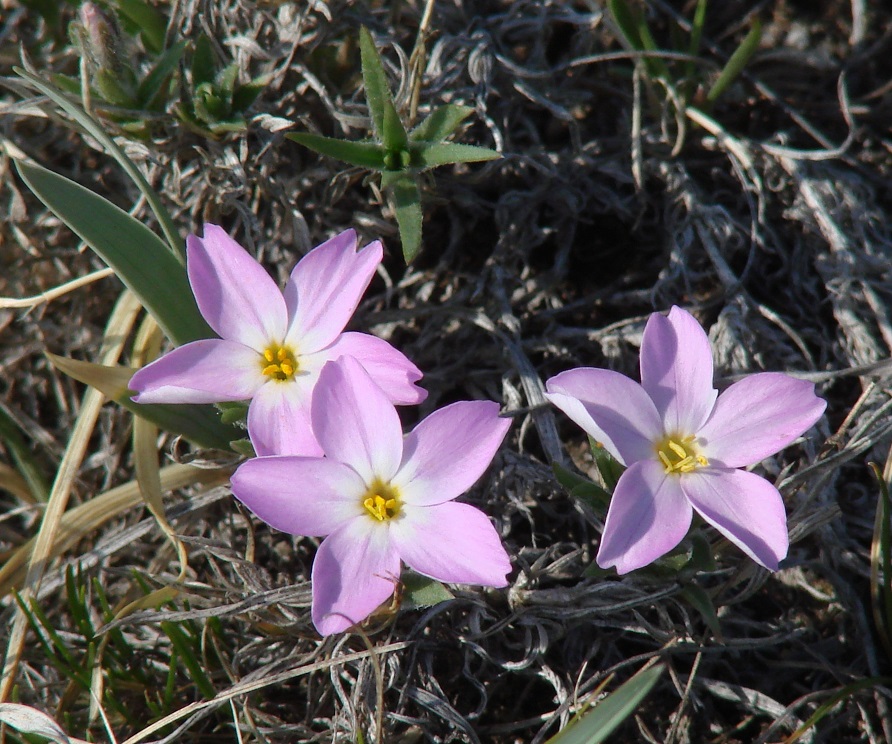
[0,268,115,309]
[0,289,143,701]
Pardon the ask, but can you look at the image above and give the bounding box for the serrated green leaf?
[401,571,454,609]
[286,133,387,170]
[137,39,186,109]
[111,0,167,55]
[14,159,210,346]
[47,354,239,450]
[546,664,664,744]
[706,17,761,103]
[388,176,423,263]
[358,26,407,152]
[409,142,501,170]
[680,584,722,639]
[409,104,474,142]
[14,68,182,258]
[191,34,217,88]
[589,437,625,491]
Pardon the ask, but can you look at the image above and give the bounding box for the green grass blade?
[161,621,217,700]
[409,142,501,169]
[547,664,664,744]
[14,67,183,259]
[286,133,387,170]
[783,677,892,744]
[359,26,408,151]
[686,0,708,73]
[706,17,761,104]
[388,176,423,263]
[409,104,474,142]
[47,354,240,450]
[15,159,211,346]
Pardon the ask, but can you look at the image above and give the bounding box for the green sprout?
[174,33,269,137]
[287,26,501,263]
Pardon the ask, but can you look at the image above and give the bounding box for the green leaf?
[191,34,217,88]
[137,39,187,109]
[110,0,168,55]
[706,17,761,104]
[680,584,722,639]
[388,176,423,263]
[216,63,239,97]
[47,354,239,450]
[401,571,454,609]
[161,621,216,699]
[286,133,388,170]
[589,437,625,491]
[358,26,408,152]
[95,69,137,107]
[14,68,182,258]
[409,142,501,170]
[552,462,611,508]
[608,0,669,81]
[231,75,270,112]
[15,159,210,346]
[0,405,50,502]
[547,664,664,744]
[409,104,474,142]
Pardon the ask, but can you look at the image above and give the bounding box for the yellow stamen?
[361,479,402,522]
[655,434,708,475]
[259,343,298,382]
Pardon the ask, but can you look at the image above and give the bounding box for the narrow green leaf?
[388,176,423,263]
[401,571,454,609]
[547,664,664,744]
[161,621,216,700]
[706,17,761,104]
[216,63,239,97]
[589,437,625,491]
[783,677,892,744]
[111,0,167,55]
[608,0,644,50]
[358,26,408,151]
[680,584,722,639]
[191,34,217,88]
[286,133,387,170]
[231,75,271,112]
[47,354,239,450]
[0,405,50,502]
[15,159,210,346]
[95,69,137,107]
[137,39,187,108]
[409,104,474,142]
[552,462,611,508]
[409,142,501,170]
[14,68,182,258]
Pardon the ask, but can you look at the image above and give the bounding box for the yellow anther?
[655,435,708,475]
[259,343,298,382]
[361,479,402,522]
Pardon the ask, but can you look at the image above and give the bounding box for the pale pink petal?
[545,368,663,465]
[390,501,511,586]
[311,519,401,635]
[695,373,826,468]
[640,306,717,435]
[319,332,426,404]
[596,460,693,574]
[130,339,264,404]
[283,230,383,353]
[392,401,510,506]
[247,380,323,457]
[231,456,365,536]
[311,357,403,484]
[187,225,287,349]
[682,468,788,570]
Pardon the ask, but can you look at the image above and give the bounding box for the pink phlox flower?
[130,224,426,456]
[230,355,512,636]
[545,306,826,574]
